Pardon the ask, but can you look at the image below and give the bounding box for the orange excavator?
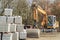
[31,2,59,30]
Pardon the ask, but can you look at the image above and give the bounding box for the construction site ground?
[26,32,60,40]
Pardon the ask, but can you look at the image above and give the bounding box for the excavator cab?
[47,15,56,29]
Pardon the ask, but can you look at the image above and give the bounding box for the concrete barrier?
[0,16,6,24]
[0,24,10,32]
[15,16,22,24]
[26,29,40,38]
[2,33,13,40]
[10,24,16,32]
[7,16,14,23]
[4,8,13,16]
[12,32,19,40]
[16,24,24,32]
[19,29,27,39]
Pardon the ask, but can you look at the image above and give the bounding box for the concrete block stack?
[15,17,27,40]
[0,8,27,40]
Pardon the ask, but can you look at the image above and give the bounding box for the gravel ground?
[26,32,60,40]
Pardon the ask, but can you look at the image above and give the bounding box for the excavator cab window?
[48,16,53,26]
[48,15,56,26]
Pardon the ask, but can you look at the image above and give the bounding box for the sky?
[49,0,55,3]
[27,0,32,6]
[27,0,55,5]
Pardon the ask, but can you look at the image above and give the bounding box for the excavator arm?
[37,6,48,27]
[37,6,46,14]
[31,2,48,28]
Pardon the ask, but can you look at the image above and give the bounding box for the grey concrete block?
[4,8,13,16]
[19,29,27,39]
[12,32,19,40]
[26,29,40,38]
[7,16,14,23]
[0,16,6,24]
[16,24,24,32]
[2,33,13,40]
[15,16,22,24]
[0,24,10,32]
[10,24,16,32]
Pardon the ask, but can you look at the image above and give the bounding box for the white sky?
[27,0,55,5]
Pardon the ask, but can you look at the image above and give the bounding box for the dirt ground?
[26,32,60,40]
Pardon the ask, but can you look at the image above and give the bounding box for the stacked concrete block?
[0,33,1,40]
[0,16,6,24]
[0,1,2,8]
[12,32,19,40]
[0,8,25,40]
[26,29,40,38]
[2,32,19,40]
[14,16,22,24]
[0,23,17,32]
[19,29,27,39]
[0,24,10,32]
[4,8,13,16]
[7,16,14,23]
[16,24,24,32]
[2,33,13,40]
[10,24,16,32]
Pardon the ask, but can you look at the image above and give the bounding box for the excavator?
[31,2,59,32]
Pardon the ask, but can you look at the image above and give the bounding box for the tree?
[1,0,31,25]
[12,0,31,24]
[0,0,14,15]
[51,0,60,25]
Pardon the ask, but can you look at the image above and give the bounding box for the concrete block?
[15,16,22,24]
[0,16,6,24]
[7,16,14,23]
[0,33,1,40]
[10,24,16,32]
[12,32,19,40]
[0,24,10,32]
[4,8,13,16]
[2,32,19,40]
[2,33,13,40]
[19,29,27,39]
[26,29,40,38]
[0,1,2,8]
[16,24,24,32]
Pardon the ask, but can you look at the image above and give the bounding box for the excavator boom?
[31,2,48,28]
[37,6,46,14]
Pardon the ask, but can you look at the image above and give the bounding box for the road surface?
[26,32,60,40]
